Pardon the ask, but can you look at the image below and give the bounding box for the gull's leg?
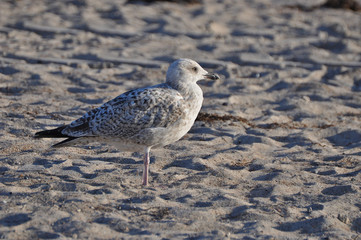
[142,147,151,186]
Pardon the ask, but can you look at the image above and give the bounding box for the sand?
[0,0,360,239]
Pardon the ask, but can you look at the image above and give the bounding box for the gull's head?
[166,59,219,86]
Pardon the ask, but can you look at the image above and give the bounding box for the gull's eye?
[192,67,198,73]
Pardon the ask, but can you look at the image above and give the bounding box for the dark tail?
[34,126,68,138]
[34,125,78,148]
[52,137,78,147]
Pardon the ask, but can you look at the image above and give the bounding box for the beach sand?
[0,0,360,239]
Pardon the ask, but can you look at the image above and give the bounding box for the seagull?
[34,58,219,186]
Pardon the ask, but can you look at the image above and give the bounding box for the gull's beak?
[203,73,220,80]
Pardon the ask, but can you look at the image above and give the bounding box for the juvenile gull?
[35,58,219,186]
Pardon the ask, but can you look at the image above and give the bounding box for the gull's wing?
[61,84,186,138]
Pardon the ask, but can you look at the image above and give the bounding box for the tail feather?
[35,125,79,148]
[34,126,68,138]
[52,137,78,148]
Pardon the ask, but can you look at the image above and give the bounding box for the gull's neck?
[166,80,203,100]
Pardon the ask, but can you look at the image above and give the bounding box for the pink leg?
[142,147,151,186]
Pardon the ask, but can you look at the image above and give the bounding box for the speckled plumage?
[35,58,219,186]
[62,84,189,150]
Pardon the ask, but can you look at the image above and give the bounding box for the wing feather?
[62,84,186,138]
